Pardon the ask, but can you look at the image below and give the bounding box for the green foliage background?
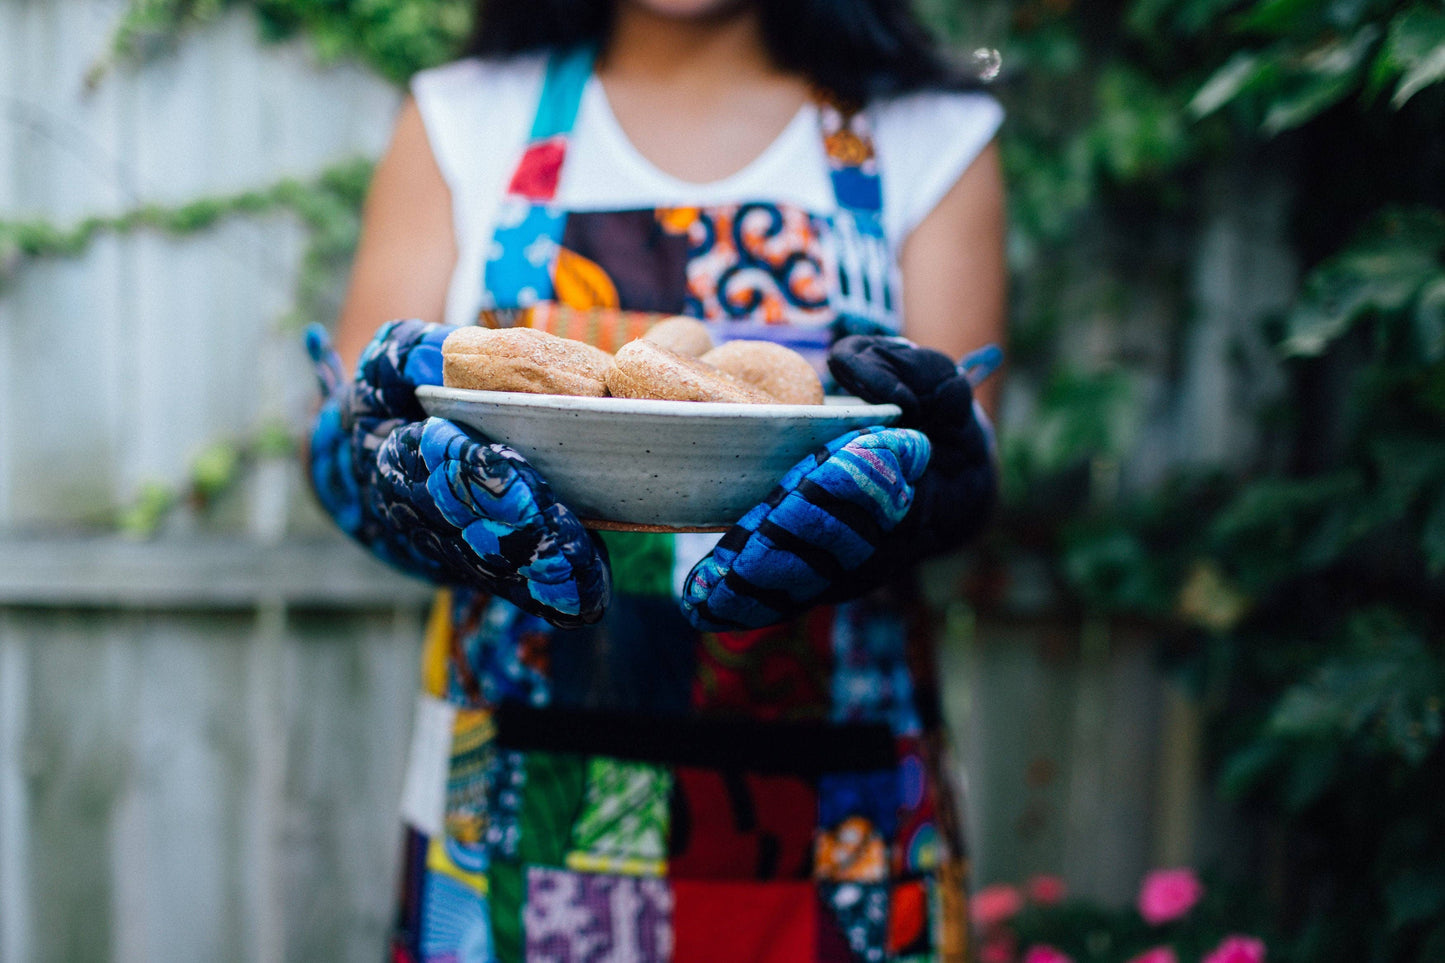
[5,0,1443,959]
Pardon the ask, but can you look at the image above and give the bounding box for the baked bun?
[641,316,714,357]
[442,326,614,397]
[701,340,825,406]
[606,339,775,404]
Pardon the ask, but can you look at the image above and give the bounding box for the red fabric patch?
[672,879,816,963]
[692,607,834,718]
[888,880,930,954]
[507,137,566,201]
[670,768,817,879]
[816,891,856,963]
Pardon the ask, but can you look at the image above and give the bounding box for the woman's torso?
[392,51,1002,963]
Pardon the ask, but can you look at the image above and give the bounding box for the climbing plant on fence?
[2,1,1443,959]
[972,0,1445,960]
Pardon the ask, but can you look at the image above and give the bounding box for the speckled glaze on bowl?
[416,386,903,530]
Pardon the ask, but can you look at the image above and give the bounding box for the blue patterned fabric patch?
[483,201,567,309]
[485,750,528,862]
[821,881,891,963]
[420,868,492,963]
[831,601,922,736]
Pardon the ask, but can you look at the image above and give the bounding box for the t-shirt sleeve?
[873,90,1005,247]
[409,56,545,252]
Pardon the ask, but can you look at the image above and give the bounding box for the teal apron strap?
[529,45,595,143]
[482,47,596,310]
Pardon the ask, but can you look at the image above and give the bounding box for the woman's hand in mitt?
[305,320,610,628]
[679,335,998,632]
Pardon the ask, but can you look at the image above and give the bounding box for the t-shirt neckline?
[581,75,819,196]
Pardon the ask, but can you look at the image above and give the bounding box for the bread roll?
[606,339,775,404]
[702,339,825,406]
[442,326,614,397]
[640,316,714,357]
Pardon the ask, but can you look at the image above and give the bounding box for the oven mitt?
[305,320,610,628]
[679,335,998,631]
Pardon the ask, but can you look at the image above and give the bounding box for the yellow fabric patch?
[563,852,666,877]
[426,834,488,896]
[421,589,453,698]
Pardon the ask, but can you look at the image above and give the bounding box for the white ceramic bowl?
[416,386,903,530]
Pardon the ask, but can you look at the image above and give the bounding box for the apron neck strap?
[504,46,596,204]
[528,46,596,141]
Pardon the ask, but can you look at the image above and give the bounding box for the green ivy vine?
[0,157,372,533]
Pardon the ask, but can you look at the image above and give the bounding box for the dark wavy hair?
[462,0,975,103]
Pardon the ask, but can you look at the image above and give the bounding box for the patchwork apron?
[391,48,974,963]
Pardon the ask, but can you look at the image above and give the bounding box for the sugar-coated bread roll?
[701,339,825,405]
[640,316,714,357]
[606,339,775,404]
[442,326,614,397]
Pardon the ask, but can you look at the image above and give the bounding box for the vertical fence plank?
[0,614,33,963]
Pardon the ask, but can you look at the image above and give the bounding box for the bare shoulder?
[898,139,1006,411]
[333,96,458,372]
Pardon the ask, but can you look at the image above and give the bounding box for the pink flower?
[1126,948,1179,963]
[1137,868,1204,925]
[1026,874,1068,905]
[1203,935,1266,963]
[1022,946,1073,963]
[972,883,1024,928]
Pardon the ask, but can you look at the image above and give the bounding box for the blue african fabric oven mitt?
[305,320,610,628]
[680,335,999,631]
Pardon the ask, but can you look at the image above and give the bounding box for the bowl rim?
[417,385,903,421]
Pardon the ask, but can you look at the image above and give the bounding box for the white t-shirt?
[411,55,1004,329]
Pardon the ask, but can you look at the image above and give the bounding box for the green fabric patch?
[487,858,524,963]
[517,751,587,867]
[600,531,675,597]
[567,757,672,872]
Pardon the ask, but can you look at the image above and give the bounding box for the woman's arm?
[333,96,459,373]
[897,139,1007,414]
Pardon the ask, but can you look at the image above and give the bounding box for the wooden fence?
[0,2,1296,959]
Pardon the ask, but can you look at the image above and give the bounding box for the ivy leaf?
[1236,0,1336,37]
[119,481,179,539]
[1209,472,1363,588]
[1090,66,1191,181]
[1005,369,1143,482]
[1062,526,1170,614]
[1270,617,1444,765]
[1280,208,1445,357]
[190,441,241,504]
[1374,7,1445,107]
[1220,738,1286,798]
[1189,51,1270,117]
[1396,45,1445,107]
[1414,277,1445,363]
[1128,0,1244,39]
[1262,25,1382,135]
